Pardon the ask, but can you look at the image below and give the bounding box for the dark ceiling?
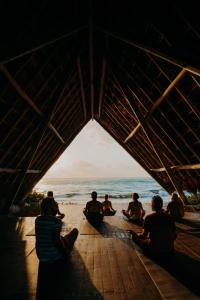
[0,0,200,211]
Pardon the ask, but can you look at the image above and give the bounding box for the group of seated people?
[35,190,185,266]
[83,190,184,225]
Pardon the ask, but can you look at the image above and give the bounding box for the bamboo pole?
[98,59,107,118]
[112,70,187,203]
[89,0,94,119]
[151,163,200,172]
[0,26,87,64]
[0,64,65,144]
[77,57,87,120]
[98,28,200,77]
[7,80,68,211]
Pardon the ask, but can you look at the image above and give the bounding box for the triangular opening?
[36,120,167,203]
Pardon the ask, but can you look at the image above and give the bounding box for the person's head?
[171,192,179,201]
[132,193,139,201]
[41,198,57,216]
[105,194,109,201]
[47,191,54,198]
[91,191,97,200]
[152,195,163,212]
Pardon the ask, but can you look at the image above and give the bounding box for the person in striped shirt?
[35,197,78,262]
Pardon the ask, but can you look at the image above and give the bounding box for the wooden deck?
[0,205,200,299]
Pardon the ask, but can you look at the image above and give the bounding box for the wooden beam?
[0,168,41,173]
[149,69,187,114]
[99,28,200,77]
[8,80,69,211]
[151,163,200,172]
[147,55,200,122]
[0,26,87,64]
[124,69,186,142]
[77,57,87,120]
[113,70,187,203]
[0,64,65,144]
[89,0,94,119]
[98,59,107,118]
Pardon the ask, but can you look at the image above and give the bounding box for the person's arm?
[55,200,65,218]
[127,203,131,213]
[166,203,170,214]
[52,220,65,253]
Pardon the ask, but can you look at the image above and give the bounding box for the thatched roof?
[0,0,200,210]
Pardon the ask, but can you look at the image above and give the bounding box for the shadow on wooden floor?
[87,219,200,298]
[0,216,30,300]
[36,248,104,300]
[151,251,200,298]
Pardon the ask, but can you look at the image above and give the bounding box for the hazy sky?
[43,120,149,178]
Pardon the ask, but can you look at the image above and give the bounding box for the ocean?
[35,177,170,209]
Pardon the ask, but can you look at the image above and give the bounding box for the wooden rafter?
[151,163,200,172]
[0,168,41,174]
[8,80,70,210]
[77,57,87,120]
[0,64,65,144]
[98,59,107,118]
[99,28,200,77]
[112,70,187,203]
[106,77,190,184]
[0,26,87,64]
[119,57,200,160]
[108,56,200,183]
[124,68,186,142]
[147,54,200,122]
[89,0,94,118]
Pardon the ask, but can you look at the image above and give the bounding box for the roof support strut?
[113,71,188,204]
[124,68,186,143]
[0,64,65,144]
[151,163,200,172]
[99,28,200,77]
[5,81,68,212]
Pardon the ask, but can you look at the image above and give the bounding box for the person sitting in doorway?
[128,195,177,257]
[102,194,117,216]
[41,191,65,219]
[166,192,184,221]
[83,191,103,224]
[35,197,78,262]
[122,192,145,223]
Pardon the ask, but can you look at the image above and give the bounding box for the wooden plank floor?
[0,205,200,299]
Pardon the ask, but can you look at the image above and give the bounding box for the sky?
[43,120,149,179]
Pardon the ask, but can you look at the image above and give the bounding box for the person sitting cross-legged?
[83,191,103,224]
[102,194,117,216]
[42,191,65,219]
[122,192,145,223]
[129,195,177,257]
[166,192,184,221]
[35,198,78,262]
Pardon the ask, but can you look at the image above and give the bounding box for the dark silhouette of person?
[35,199,78,299]
[83,191,103,224]
[42,191,65,219]
[129,195,177,257]
[166,192,185,221]
[102,194,116,216]
[122,192,145,223]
